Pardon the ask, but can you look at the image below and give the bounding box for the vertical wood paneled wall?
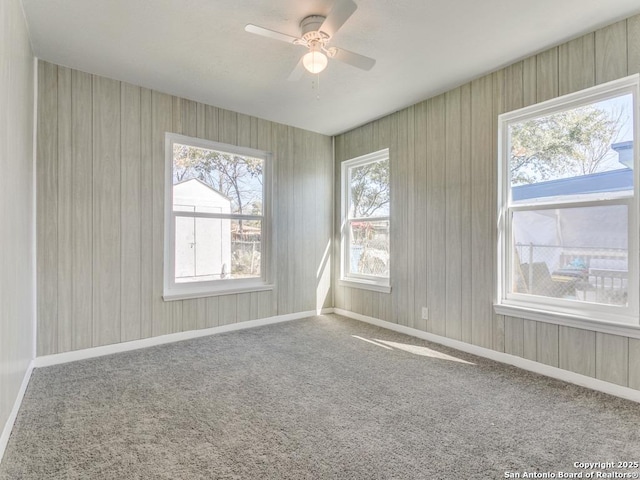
[36,61,333,356]
[1,0,35,437]
[335,15,640,391]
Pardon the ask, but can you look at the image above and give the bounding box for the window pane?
[511,205,628,306]
[349,160,390,218]
[230,219,262,279]
[349,219,389,277]
[175,217,261,283]
[173,144,263,215]
[509,94,634,203]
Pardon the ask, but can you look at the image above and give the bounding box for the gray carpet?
[1,314,639,479]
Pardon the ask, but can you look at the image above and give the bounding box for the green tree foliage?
[510,104,624,185]
[350,160,390,217]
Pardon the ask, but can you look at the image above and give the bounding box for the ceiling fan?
[245,0,376,80]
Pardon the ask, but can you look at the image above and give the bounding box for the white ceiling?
[21,0,640,136]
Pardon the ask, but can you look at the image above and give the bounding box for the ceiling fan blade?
[287,58,306,82]
[331,47,376,71]
[319,0,357,38]
[244,24,300,44]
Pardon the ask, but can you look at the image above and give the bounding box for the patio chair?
[518,262,557,297]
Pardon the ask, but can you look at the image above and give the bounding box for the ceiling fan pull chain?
[312,73,321,100]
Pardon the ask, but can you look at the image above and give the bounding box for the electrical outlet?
[421,307,429,320]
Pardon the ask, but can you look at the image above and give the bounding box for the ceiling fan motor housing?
[300,15,330,43]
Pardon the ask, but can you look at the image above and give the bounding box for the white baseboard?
[334,308,640,404]
[34,309,333,368]
[0,361,34,465]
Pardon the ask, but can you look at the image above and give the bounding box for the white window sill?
[494,303,640,339]
[338,278,391,294]
[164,283,274,301]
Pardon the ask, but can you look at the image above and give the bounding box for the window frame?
[496,74,640,329]
[163,133,273,301]
[339,148,391,293]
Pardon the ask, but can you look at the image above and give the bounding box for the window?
[496,75,639,327]
[164,134,272,300]
[340,149,390,292]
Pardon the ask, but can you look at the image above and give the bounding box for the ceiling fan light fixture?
[303,48,328,74]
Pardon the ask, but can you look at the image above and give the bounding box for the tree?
[510,104,625,185]
[350,160,390,217]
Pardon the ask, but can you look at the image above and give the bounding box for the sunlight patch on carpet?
[351,335,393,350]
[374,339,476,364]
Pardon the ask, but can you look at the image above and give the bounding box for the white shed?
[173,178,231,282]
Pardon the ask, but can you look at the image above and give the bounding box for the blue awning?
[512,168,633,201]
